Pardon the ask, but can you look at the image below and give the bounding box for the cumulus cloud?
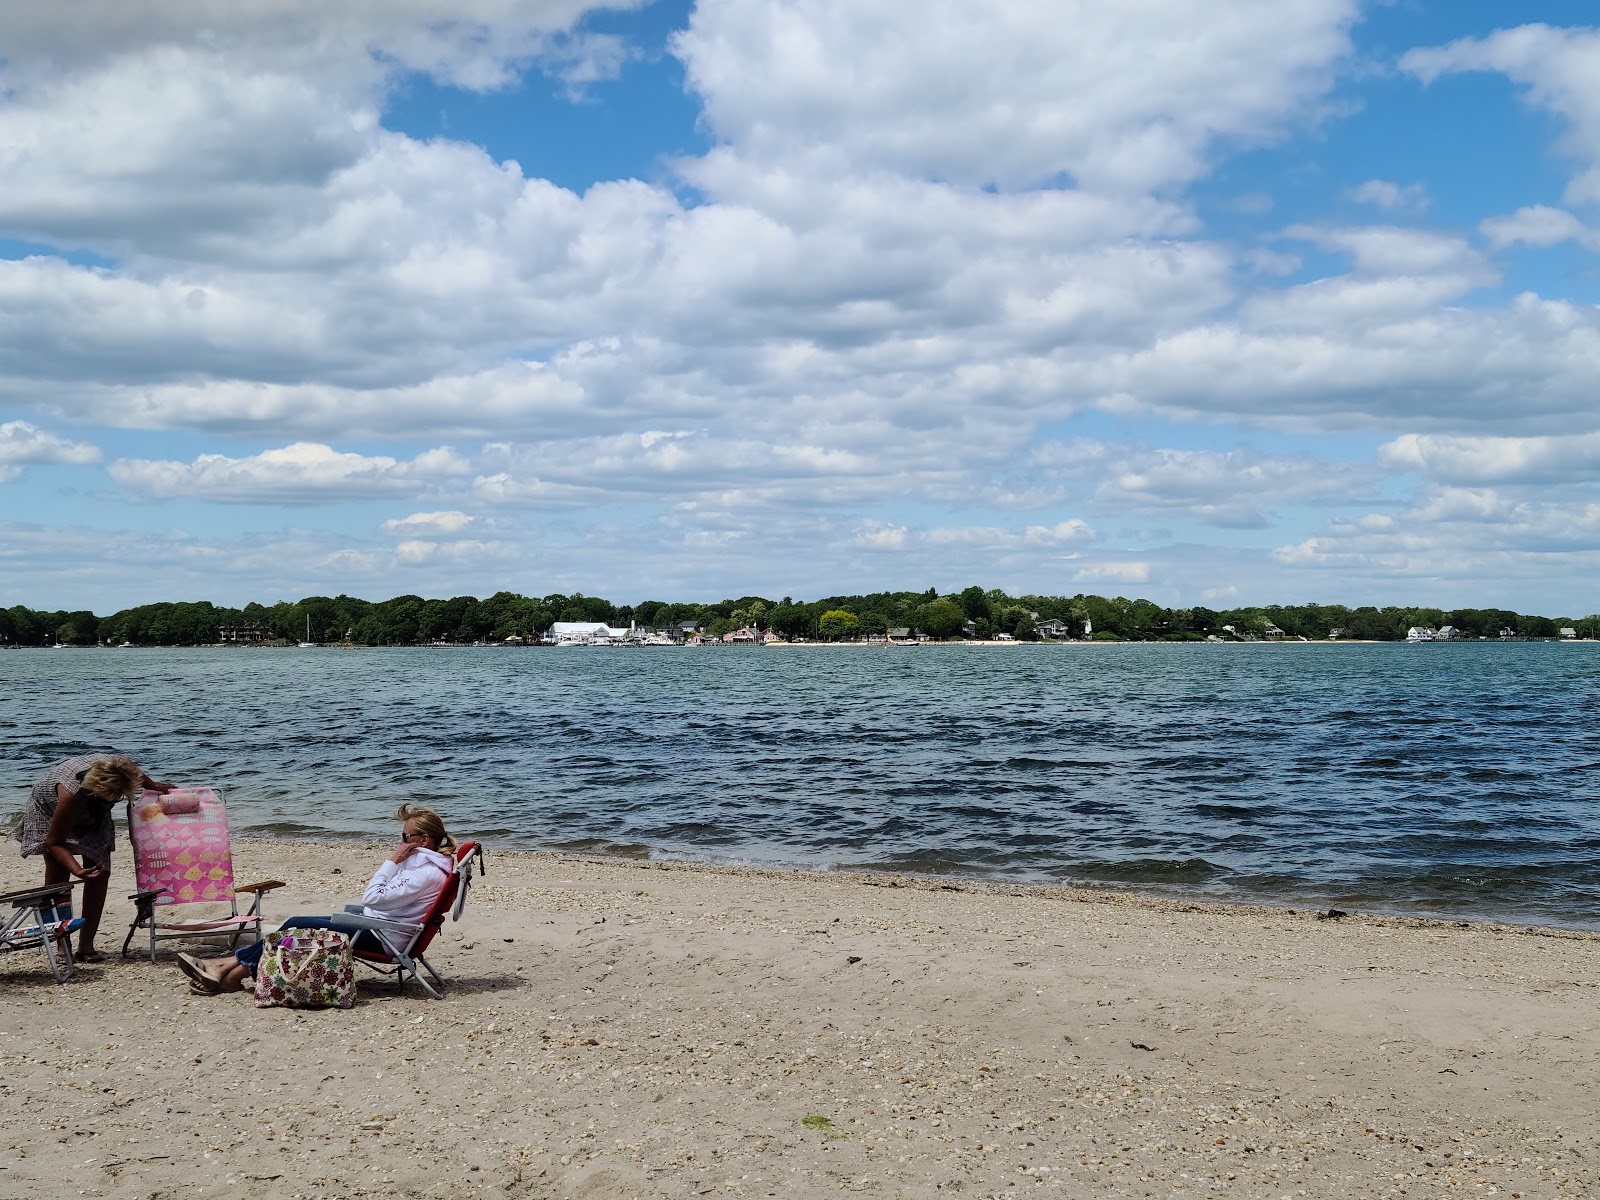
[0,2,624,89]
[0,420,101,479]
[1380,431,1600,485]
[1403,24,1600,206]
[676,0,1357,192]
[1480,205,1596,249]
[6,5,1600,613]
[108,442,473,503]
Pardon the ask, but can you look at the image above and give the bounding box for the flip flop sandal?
[177,953,224,994]
[76,948,106,964]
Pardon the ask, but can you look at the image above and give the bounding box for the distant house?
[1263,621,1288,640]
[1405,627,1436,642]
[548,621,625,645]
[217,626,271,644]
[1035,618,1072,640]
[1436,626,1460,641]
[668,620,701,640]
[722,626,760,643]
[1560,627,1578,639]
[887,626,914,643]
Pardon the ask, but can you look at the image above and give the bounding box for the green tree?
[912,598,965,639]
[818,609,860,641]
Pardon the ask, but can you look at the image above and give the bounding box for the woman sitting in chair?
[178,803,454,994]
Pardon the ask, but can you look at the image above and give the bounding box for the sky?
[3,1,1600,617]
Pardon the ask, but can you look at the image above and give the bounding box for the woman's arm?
[361,858,447,915]
[43,784,104,879]
[115,755,171,794]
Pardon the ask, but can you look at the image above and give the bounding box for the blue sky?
[3,0,1600,617]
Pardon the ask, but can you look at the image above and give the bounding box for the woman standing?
[12,752,170,962]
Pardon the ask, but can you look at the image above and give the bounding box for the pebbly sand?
[3,840,1598,1200]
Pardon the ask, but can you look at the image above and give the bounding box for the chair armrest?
[128,887,169,903]
[328,912,422,937]
[342,903,364,914]
[236,880,285,895]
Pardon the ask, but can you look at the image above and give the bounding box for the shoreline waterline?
[229,836,1600,938]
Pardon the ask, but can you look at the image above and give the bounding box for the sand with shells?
[3,840,1598,1199]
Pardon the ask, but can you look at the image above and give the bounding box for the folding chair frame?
[120,789,284,961]
[330,842,485,999]
[1,881,84,983]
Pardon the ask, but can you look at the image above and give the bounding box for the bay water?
[4,642,1597,929]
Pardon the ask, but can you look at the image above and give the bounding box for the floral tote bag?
[253,928,357,1009]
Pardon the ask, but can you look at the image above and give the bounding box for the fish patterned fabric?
[127,787,237,905]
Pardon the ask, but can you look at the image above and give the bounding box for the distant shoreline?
[16,637,1598,650]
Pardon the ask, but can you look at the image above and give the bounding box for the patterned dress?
[12,752,130,869]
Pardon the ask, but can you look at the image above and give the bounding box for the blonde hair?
[79,759,142,803]
[395,803,455,853]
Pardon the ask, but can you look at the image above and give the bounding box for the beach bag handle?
[254,929,356,1009]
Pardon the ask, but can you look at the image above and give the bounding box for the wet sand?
[4,840,1598,1198]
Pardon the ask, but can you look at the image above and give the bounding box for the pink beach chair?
[120,787,284,961]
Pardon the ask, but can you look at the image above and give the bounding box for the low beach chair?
[120,787,285,961]
[0,881,83,982]
[330,841,485,999]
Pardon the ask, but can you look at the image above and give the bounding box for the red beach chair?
[330,841,485,999]
[120,787,284,961]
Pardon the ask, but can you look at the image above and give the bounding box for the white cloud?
[0,2,622,89]
[1074,561,1151,583]
[108,442,473,503]
[394,538,505,564]
[1091,292,1600,431]
[676,0,1357,192]
[1347,180,1427,212]
[4,4,1600,615]
[1480,205,1595,249]
[1403,24,1600,207]
[1274,486,1600,602]
[1032,438,1378,527]
[1380,431,1600,485]
[381,510,478,536]
[0,420,101,472]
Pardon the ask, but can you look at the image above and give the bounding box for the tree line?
[3,588,1597,647]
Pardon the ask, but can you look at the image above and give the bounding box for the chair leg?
[397,952,442,999]
[41,922,74,982]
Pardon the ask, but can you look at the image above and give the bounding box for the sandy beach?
[4,841,1598,1200]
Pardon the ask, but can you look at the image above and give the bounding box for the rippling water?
[4,642,1598,928]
